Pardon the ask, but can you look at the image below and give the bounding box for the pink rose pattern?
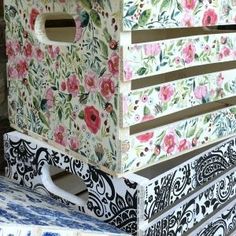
[159,84,175,103]
[99,74,115,100]
[123,69,236,127]
[84,71,97,92]
[182,43,196,64]
[122,107,236,172]
[136,132,154,143]
[123,0,235,30]
[66,74,80,97]
[194,85,208,100]
[54,125,67,146]
[6,0,120,172]
[124,33,236,81]
[163,133,177,154]
[182,0,196,10]
[144,43,161,57]
[108,52,119,77]
[202,9,218,26]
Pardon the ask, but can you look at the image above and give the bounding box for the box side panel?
[121,105,236,172]
[5,0,122,173]
[122,0,236,31]
[142,167,236,235]
[143,137,236,222]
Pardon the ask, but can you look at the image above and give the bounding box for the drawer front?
[121,106,236,173]
[122,0,236,31]
[122,33,236,81]
[5,0,122,173]
[122,69,236,127]
[4,131,139,235]
[142,167,236,236]
[142,137,236,222]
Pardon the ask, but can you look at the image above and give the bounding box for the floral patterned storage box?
[0,176,127,236]
[4,131,236,235]
[5,0,236,175]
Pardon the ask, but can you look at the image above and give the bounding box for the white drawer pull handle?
[41,164,87,207]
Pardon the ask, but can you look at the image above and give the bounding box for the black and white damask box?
[4,131,236,235]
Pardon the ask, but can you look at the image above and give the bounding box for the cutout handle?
[35,13,76,45]
[41,164,87,207]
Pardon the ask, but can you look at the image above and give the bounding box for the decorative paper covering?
[5,0,122,174]
[4,131,138,235]
[191,198,236,236]
[122,69,236,127]
[123,33,236,81]
[122,105,236,172]
[122,0,236,31]
[143,167,236,235]
[0,176,127,236]
[143,137,236,222]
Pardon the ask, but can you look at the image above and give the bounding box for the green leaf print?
[137,67,147,76]
[151,0,161,6]
[103,28,112,43]
[195,128,204,139]
[80,0,92,9]
[230,108,236,114]
[79,11,90,28]
[58,107,63,121]
[79,111,85,120]
[39,112,49,127]
[99,40,108,58]
[33,97,40,109]
[160,0,172,11]
[90,9,102,28]
[125,5,138,17]
[138,9,151,27]
[186,124,197,138]
[110,111,117,126]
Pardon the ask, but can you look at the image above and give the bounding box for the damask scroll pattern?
[144,138,236,222]
[144,171,236,236]
[195,202,236,235]
[4,134,138,234]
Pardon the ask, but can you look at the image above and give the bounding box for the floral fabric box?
[0,176,127,236]
[4,131,236,235]
[5,0,236,175]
